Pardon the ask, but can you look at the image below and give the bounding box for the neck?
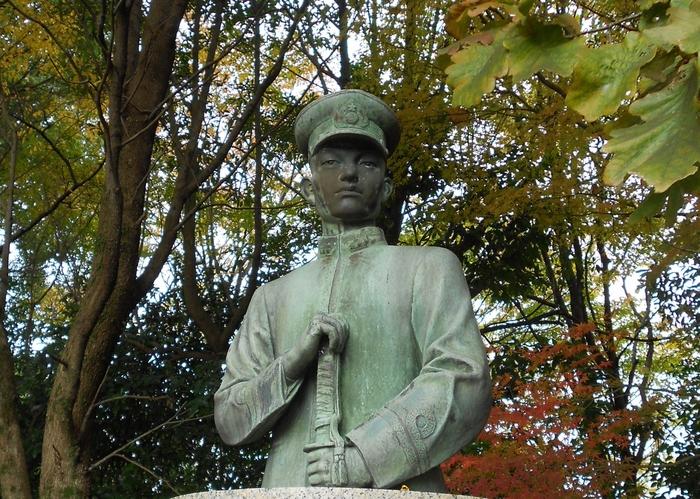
[321,220,376,236]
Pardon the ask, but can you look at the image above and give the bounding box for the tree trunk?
[38,0,188,496]
[0,83,33,499]
[337,0,351,88]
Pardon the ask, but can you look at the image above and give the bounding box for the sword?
[303,327,347,486]
[303,238,349,486]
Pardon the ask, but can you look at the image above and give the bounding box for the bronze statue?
[214,90,492,492]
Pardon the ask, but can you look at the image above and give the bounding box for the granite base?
[175,488,480,499]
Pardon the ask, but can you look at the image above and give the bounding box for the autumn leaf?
[445,27,510,108]
[503,17,585,82]
[445,1,479,39]
[639,49,683,87]
[445,0,523,39]
[459,0,521,18]
[566,32,657,121]
[629,191,669,223]
[445,107,474,125]
[603,59,700,192]
[552,13,581,36]
[445,0,509,39]
[467,1,502,17]
[642,0,700,55]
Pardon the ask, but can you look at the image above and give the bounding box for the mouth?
[336,187,362,195]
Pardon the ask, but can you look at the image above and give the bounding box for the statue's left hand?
[306,446,372,487]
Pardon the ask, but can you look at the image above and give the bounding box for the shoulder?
[386,246,466,290]
[371,245,464,284]
[256,259,320,294]
[384,244,462,268]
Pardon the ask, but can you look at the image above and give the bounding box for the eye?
[320,158,340,167]
[360,160,378,168]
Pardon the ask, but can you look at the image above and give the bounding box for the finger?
[317,322,344,353]
[304,315,332,349]
[308,314,336,336]
[309,314,347,353]
[306,449,324,464]
[329,330,345,353]
[306,461,322,474]
[327,313,348,351]
[322,315,349,352]
[308,473,325,486]
[307,459,331,486]
[323,313,348,334]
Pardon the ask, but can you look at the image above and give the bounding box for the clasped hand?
[306,446,372,488]
[283,313,371,486]
[282,312,348,381]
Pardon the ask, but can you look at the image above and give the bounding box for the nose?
[338,160,358,182]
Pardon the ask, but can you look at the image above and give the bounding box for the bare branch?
[481,311,565,333]
[94,394,171,407]
[579,13,642,36]
[113,453,181,495]
[89,406,213,471]
[535,72,567,98]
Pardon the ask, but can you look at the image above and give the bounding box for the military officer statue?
[214,90,492,492]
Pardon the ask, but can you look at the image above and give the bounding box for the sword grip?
[313,343,336,438]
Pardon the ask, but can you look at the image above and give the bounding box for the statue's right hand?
[283,313,348,381]
[304,313,348,354]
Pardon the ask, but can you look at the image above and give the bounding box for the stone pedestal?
[175,488,479,499]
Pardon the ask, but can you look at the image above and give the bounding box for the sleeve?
[214,285,303,446]
[345,248,492,488]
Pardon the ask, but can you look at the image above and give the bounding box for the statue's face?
[302,138,393,225]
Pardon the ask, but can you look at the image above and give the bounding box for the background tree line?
[0,0,697,497]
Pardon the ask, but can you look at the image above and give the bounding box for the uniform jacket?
[214,227,491,491]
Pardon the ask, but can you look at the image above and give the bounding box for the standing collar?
[318,226,387,258]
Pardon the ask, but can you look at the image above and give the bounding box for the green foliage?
[438,3,700,496]
[444,28,510,108]
[603,58,700,191]
[651,258,700,497]
[89,282,269,497]
[567,33,656,121]
[643,0,700,54]
[503,17,585,82]
[442,0,700,215]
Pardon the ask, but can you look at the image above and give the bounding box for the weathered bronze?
[214,90,492,492]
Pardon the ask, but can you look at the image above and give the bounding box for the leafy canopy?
[441,0,700,208]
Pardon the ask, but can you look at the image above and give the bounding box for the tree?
[0,0,319,496]
[1,4,104,494]
[437,0,700,496]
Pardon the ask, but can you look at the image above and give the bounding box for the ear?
[381,176,394,203]
[300,177,315,205]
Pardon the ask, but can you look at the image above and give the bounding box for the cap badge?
[334,100,369,129]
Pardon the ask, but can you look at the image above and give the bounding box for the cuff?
[346,405,427,488]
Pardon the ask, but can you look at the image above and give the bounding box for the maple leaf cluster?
[442,324,663,498]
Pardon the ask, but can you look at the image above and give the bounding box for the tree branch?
[535,72,567,98]
[113,453,181,495]
[481,311,565,333]
[89,407,213,471]
[579,13,642,36]
[11,161,104,242]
